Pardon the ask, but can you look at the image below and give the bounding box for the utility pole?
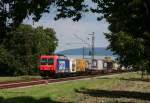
[89,32,95,69]
[83,46,85,59]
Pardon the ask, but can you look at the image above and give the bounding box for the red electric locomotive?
[39,55,70,77]
[39,55,56,77]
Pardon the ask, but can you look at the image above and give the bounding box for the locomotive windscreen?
[40,58,54,65]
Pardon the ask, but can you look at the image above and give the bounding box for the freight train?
[39,54,121,77]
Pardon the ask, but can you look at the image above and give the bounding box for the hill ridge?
[56,47,113,56]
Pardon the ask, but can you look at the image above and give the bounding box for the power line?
[73,34,91,47]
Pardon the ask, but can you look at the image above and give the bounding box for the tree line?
[0,24,58,76]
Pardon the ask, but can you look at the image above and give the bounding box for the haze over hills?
[56,47,113,56]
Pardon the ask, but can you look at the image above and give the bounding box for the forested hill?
[56,47,113,55]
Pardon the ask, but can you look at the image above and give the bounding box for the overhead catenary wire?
[73,34,91,47]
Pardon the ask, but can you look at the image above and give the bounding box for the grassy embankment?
[0,72,150,103]
[0,76,41,82]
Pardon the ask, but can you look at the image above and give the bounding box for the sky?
[23,2,110,52]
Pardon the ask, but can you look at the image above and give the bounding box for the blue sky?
[23,2,110,52]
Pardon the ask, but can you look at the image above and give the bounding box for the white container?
[97,60,104,70]
[69,59,76,73]
[89,59,104,71]
[113,63,119,70]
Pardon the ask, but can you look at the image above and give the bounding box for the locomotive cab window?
[40,58,47,65]
[47,58,54,65]
[40,58,54,65]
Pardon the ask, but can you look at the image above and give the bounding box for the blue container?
[56,59,70,73]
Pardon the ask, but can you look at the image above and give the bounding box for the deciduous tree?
[1,24,58,75]
[91,0,150,73]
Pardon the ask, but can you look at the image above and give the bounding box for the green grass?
[0,72,150,103]
[0,75,41,82]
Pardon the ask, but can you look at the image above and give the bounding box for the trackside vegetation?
[0,76,41,82]
[0,72,150,103]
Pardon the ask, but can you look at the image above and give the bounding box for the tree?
[91,0,150,74]
[0,45,22,76]
[0,0,88,42]
[34,26,58,55]
[1,24,58,76]
[104,31,149,78]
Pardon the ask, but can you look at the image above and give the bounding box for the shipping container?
[97,60,104,70]
[88,59,98,70]
[107,62,113,70]
[103,61,107,70]
[113,63,120,71]
[69,59,76,73]
[104,56,112,62]
[75,59,88,72]
[103,61,113,71]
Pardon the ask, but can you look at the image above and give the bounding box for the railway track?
[0,72,127,89]
[0,75,97,89]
